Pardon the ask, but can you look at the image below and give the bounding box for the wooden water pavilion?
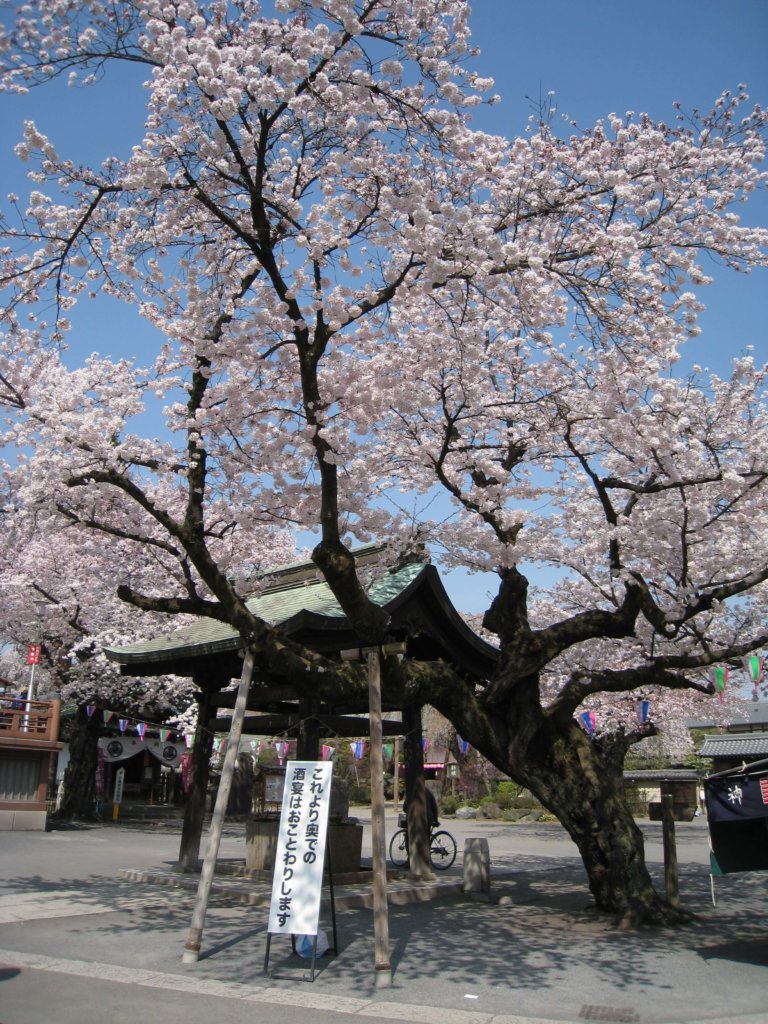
[104,548,499,870]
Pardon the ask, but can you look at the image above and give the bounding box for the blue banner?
[705,773,768,822]
[704,771,768,876]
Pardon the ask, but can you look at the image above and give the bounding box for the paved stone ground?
[0,813,766,1024]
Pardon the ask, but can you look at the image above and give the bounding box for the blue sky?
[469,1,767,360]
[1,0,767,612]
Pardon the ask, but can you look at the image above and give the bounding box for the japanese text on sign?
[267,760,333,936]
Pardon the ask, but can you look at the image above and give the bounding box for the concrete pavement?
[0,811,766,1024]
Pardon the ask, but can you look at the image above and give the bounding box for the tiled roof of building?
[698,732,768,759]
[623,769,701,782]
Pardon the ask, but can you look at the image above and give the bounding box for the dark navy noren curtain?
[704,772,768,875]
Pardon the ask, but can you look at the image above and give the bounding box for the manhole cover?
[579,1007,640,1023]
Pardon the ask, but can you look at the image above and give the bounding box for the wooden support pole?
[662,793,680,908]
[365,647,392,988]
[183,650,255,963]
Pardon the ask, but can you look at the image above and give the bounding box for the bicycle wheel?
[429,830,457,870]
[389,828,409,868]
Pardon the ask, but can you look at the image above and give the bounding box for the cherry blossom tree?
[0,490,296,821]
[1,0,767,923]
[0,501,199,817]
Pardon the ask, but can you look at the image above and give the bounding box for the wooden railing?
[0,698,61,742]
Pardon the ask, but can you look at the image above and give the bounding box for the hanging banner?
[86,705,96,718]
[704,770,768,876]
[181,751,192,793]
[267,761,333,937]
[99,737,183,767]
[118,718,128,734]
[94,746,105,797]
[457,736,470,755]
[706,773,768,823]
[102,709,114,723]
[27,643,42,665]
[321,744,335,761]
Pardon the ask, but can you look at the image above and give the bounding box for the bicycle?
[388,818,457,870]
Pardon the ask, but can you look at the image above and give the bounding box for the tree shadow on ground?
[1,849,766,1019]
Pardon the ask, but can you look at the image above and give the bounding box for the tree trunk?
[403,704,434,880]
[50,704,101,821]
[433,656,689,927]
[177,688,216,872]
[519,719,690,926]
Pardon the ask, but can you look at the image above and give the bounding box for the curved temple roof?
[104,559,499,683]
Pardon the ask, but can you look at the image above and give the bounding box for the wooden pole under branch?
[365,646,392,988]
[183,649,255,963]
[662,793,680,908]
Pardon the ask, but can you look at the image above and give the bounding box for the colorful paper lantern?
[635,699,650,729]
[579,711,596,738]
[710,666,728,703]
[744,654,763,698]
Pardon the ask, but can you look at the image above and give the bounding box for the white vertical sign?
[267,760,333,936]
[113,766,125,805]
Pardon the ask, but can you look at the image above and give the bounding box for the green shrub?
[510,789,540,810]
[440,795,462,815]
[493,780,522,810]
[348,784,371,805]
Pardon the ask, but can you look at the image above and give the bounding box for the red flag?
[27,643,42,665]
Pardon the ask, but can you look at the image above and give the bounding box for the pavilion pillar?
[296,699,321,760]
[403,703,434,880]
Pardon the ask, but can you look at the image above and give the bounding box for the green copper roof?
[104,560,426,667]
